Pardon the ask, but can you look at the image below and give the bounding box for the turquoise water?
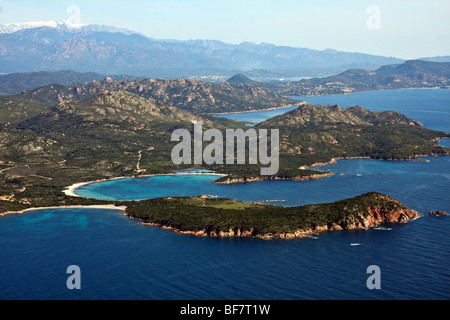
[0,89,449,300]
[75,157,449,215]
[1,156,449,300]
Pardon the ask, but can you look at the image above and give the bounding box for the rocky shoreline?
[299,157,371,169]
[0,193,431,242]
[0,205,127,218]
[298,151,450,170]
[429,211,448,216]
[132,194,423,240]
[213,172,334,184]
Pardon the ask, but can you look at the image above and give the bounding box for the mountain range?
[0,20,139,35]
[0,20,410,78]
[227,60,450,96]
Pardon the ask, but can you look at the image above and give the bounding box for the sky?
[0,0,449,60]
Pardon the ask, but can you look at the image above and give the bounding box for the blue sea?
[0,89,449,300]
[217,88,450,132]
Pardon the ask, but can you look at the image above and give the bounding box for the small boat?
[374,227,393,231]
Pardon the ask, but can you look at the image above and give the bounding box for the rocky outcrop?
[258,103,423,129]
[136,194,423,240]
[20,77,295,114]
[253,201,421,240]
[429,211,448,216]
[213,173,334,184]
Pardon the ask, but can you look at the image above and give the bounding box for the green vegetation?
[0,86,448,218]
[0,71,111,96]
[0,97,49,123]
[0,200,29,213]
[18,77,296,114]
[212,168,329,184]
[258,104,450,169]
[125,192,416,236]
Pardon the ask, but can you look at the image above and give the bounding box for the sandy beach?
[0,204,127,218]
[208,103,304,115]
[63,172,228,198]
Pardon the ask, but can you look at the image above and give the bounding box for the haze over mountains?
[227,60,450,96]
[0,20,412,78]
[0,71,139,96]
[0,20,139,35]
[1,59,446,109]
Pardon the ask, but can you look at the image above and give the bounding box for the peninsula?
[125,192,422,240]
[226,60,450,97]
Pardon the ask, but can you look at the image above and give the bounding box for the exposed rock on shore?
[213,173,333,184]
[428,211,448,216]
[129,193,423,240]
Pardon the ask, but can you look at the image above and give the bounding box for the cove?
[1,161,449,300]
[73,156,449,215]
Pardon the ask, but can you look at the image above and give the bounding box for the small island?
[213,170,333,184]
[125,192,422,240]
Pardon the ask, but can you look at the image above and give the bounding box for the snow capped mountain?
[0,20,138,35]
[0,20,405,77]
[0,20,82,33]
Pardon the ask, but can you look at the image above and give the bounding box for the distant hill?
[0,20,404,77]
[253,103,449,170]
[0,96,49,123]
[227,60,450,96]
[18,78,296,114]
[226,74,260,86]
[259,103,422,128]
[16,91,202,132]
[0,90,243,188]
[420,56,450,63]
[0,71,139,96]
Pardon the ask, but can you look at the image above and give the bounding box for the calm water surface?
[217,88,450,132]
